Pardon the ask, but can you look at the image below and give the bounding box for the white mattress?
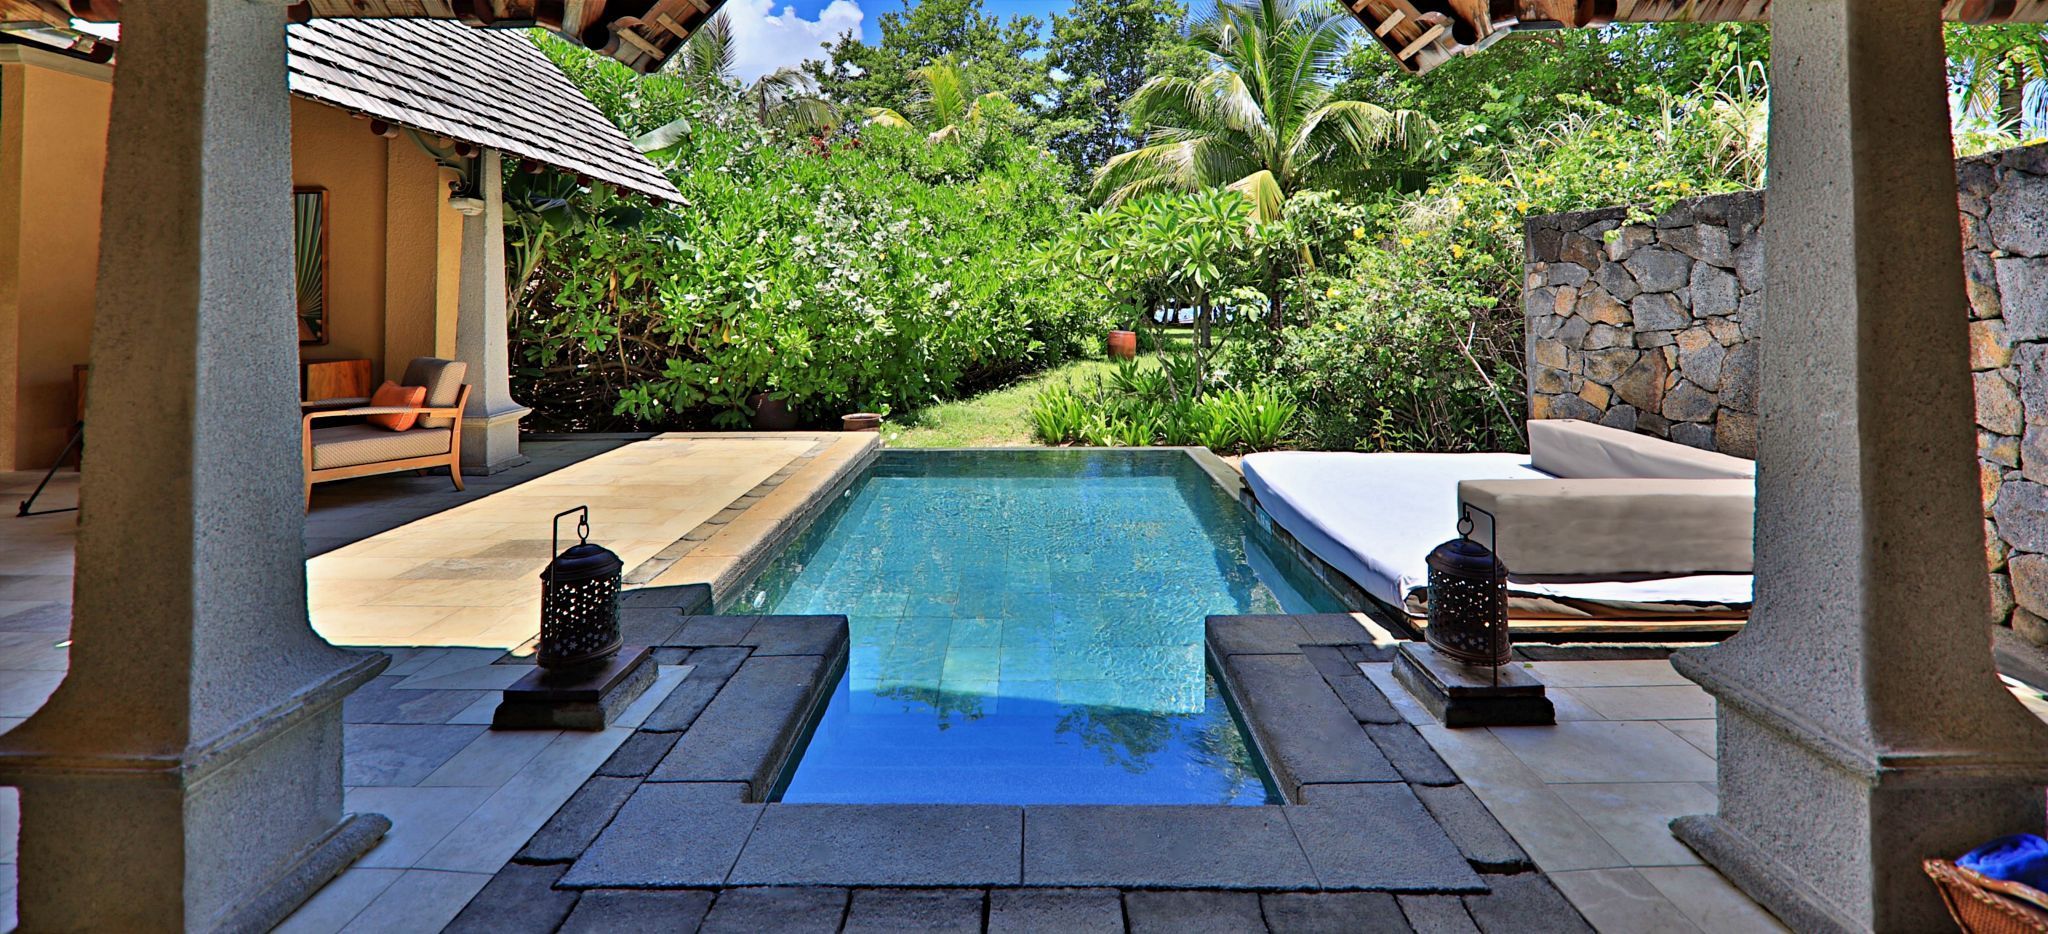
[1240,451,1753,615]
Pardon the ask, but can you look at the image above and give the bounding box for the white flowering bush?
[512,110,1105,429]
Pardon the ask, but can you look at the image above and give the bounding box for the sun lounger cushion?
[1530,418,1755,480]
[1458,478,1755,576]
[310,423,453,469]
[1241,450,1753,617]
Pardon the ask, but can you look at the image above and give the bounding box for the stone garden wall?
[1522,142,2048,644]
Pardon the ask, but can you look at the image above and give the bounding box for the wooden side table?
[301,358,373,406]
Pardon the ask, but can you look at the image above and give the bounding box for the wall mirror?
[294,187,328,345]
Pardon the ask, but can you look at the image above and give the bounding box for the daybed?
[1241,419,1754,638]
[302,357,469,507]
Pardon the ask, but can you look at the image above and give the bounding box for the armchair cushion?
[401,357,467,429]
[310,423,453,469]
[366,381,427,431]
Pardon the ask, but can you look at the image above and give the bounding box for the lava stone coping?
[449,590,1588,933]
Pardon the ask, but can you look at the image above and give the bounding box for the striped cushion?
[401,357,467,429]
[310,423,453,469]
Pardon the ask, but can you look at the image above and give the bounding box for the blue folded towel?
[1961,834,2048,891]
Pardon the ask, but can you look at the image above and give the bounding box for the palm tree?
[864,58,1019,143]
[1092,0,1436,221]
[633,13,841,153]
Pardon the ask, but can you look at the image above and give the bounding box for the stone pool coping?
[448,597,1595,930]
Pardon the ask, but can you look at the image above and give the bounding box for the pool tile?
[745,451,1344,805]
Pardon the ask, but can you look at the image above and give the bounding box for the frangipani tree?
[1093,0,1437,221]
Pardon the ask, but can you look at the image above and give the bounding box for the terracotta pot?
[842,412,882,432]
[1108,329,1138,359]
[749,393,799,430]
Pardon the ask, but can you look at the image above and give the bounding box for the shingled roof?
[286,18,682,203]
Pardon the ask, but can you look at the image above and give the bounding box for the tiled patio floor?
[1366,658,1779,933]
[0,433,873,933]
[7,438,2048,931]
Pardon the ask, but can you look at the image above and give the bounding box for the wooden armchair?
[302,357,470,507]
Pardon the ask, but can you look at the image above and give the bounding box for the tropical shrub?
[511,100,1108,429]
[1212,73,1770,453]
[1028,352,1297,453]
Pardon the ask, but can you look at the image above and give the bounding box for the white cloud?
[722,0,864,83]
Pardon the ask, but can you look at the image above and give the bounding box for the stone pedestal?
[0,3,387,928]
[495,647,656,730]
[1394,642,1553,728]
[1669,0,2048,928]
[454,148,530,474]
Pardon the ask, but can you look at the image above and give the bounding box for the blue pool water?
[726,450,1346,805]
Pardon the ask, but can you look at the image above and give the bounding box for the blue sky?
[729,0,1075,80]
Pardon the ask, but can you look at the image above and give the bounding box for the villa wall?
[0,54,112,472]
[1523,142,2048,644]
[0,49,464,470]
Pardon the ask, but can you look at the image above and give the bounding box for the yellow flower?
[1325,287,1340,298]
[1333,323,1348,332]
[1398,236,1414,247]
[1351,227,1365,240]
[1451,244,1465,259]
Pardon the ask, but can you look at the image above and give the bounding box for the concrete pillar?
[0,2,387,930]
[455,148,531,474]
[1670,0,2048,928]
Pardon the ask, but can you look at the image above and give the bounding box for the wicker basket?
[1926,860,2048,933]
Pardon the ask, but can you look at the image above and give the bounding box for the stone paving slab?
[640,646,749,733]
[986,887,1126,934]
[558,889,715,933]
[1365,723,1460,786]
[443,862,577,934]
[729,804,1024,887]
[1460,873,1594,934]
[648,652,835,792]
[1281,785,1486,892]
[559,782,762,888]
[1399,893,1484,933]
[700,886,848,934]
[1207,615,1320,657]
[1409,785,1533,873]
[1225,652,1400,793]
[843,888,986,934]
[1123,890,1267,933]
[1023,806,1315,889]
[515,775,641,863]
[1261,891,1411,933]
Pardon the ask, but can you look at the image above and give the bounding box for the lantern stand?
[1392,502,1555,728]
[494,506,658,730]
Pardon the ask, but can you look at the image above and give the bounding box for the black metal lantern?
[1425,504,1511,675]
[539,506,624,670]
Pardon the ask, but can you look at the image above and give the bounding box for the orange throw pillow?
[366,381,427,431]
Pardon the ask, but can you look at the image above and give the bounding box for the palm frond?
[1226,169,1285,223]
[864,107,915,130]
[680,12,736,89]
[914,60,973,128]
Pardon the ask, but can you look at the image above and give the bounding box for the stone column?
[455,148,532,473]
[1670,0,2048,928]
[0,3,387,930]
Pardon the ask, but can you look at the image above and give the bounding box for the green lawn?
[884,331,1194,448]
[883,356,1119,448]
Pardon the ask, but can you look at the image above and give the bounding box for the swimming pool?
[724,449,1347,805]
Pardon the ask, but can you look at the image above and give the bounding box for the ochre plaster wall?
[0,58,110,470]
[0,56,462,468]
